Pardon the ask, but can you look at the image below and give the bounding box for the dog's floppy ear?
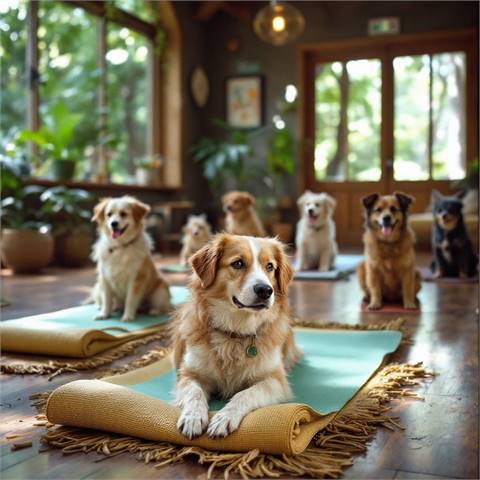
[91,198,111,223]
[394,191,414,212]
[297,190,312,213]
[322,193,337,214]
[190,236,224,288]
[240,191,255,206]
[274,242,293,295]
[130,198,151,223]
[362,193,379,211]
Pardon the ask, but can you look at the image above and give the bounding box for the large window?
[1,0,162,186]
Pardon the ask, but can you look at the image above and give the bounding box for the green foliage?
[18,101,83,164]
[1,185,49,231]
[191,119,265,198]
[0,154,31,196]
[267,128,294,176]
[39,185,94,235]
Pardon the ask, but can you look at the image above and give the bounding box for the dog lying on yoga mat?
[357,192,421,310]
[91,196,171,322]
[430,190,478,278]
[179,214,212,266]
[295,190,338,271]
[172,233,301,439]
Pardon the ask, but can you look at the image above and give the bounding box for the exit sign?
[368,17,400,36]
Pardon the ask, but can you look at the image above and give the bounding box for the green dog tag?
[246,344,257,357]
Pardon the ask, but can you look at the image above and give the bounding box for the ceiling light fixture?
[253,1,305,46]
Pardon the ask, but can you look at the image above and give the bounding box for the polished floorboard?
[1,253,478,479]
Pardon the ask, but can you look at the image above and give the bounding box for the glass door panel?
[314,58,382,182]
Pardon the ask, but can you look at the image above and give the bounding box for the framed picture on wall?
[226,75,264,129]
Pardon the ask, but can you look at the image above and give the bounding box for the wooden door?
[299,29,478,246]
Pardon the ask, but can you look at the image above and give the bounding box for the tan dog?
[91,196,171,321]
[179,214,212,266]
[172,233,301,439]
[222,191,266,237]
[295,190,338,271]
[357,192,421,310]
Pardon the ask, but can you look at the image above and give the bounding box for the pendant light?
[253,1,305,46]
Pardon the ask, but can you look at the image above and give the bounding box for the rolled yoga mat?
[1,286,189,358]
[46,328,401,455]
[293,254,363,280]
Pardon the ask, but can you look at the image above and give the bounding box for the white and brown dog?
[295,190,338,271]
[91,196,171,322]
[172,233,301,439]
[179,214,212,266]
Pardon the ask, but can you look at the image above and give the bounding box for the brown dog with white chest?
[357,192,421,310]
[222,191,266,237]
[172,233,301,439]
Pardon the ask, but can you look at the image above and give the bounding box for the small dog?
[357,192,421,310]
[91,196,171,322]
[179,214,212,266]
[295,190,338,271]
[222,191,266,237]
[431,190,478,278]
[172,233,301,439]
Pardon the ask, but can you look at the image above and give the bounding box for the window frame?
[25,0,180,190]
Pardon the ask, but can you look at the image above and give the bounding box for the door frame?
[297,28,478,244]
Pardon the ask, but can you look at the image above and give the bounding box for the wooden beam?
[26,0,39,163]
[194,1,224,22]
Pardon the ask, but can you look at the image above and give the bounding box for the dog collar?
[309,224,324,232]
[210,325,264,358]
[108,234,140,254]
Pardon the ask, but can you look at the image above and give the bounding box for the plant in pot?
[18,101,83,181]
[0,156,54,273]
[264,126,295,244]
[40,186,95,267]
[135,154,163,186]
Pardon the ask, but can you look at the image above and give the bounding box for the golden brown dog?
[172,233,301,439]
[91,196,171,321]
[222,191,266,237]
[179,214,212,266]
[357,192,421,310]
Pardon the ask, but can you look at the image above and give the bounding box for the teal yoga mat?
[294,254,363,281]
[161,264,190,274]
[129,329,401,414]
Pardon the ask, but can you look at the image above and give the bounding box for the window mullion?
[428,55,433,180]
[96,15,108,182]
[26,0,39,161]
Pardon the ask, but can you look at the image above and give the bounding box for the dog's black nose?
[111,221,119,229]
[253,283,273,300]
[442,213,448,220]
[383,215,392,225]
[308,208,315,215]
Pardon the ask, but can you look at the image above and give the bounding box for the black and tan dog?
[357,192,421,310]
[431,190,478,278]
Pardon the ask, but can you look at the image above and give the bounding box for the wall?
[200,1,479,201]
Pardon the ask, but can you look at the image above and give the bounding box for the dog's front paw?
[120,314,135,322]
[367,301,382,311]
[207,409,243,439]
[177,409,209,439]
[95,312,110,320]
[403,301,417,310]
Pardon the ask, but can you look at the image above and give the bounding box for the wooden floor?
[1,253,478,479]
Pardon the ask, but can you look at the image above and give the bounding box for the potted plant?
[264,126,295,243]
[135,155,163,186]
[40,186,95,267]
[18,101,83,181]
[0,156,54,273]
[191,119,265,203]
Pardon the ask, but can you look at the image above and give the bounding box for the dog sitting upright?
[295,190,338,271]
[357,192,421,310]
[91,196,171,322]
[222,191,266,237]
[431,190,478,278]
[179,214,212,266]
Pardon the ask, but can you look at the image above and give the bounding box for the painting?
[226,75,264,129]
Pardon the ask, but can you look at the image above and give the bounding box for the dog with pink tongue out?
[357,192,421,311]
